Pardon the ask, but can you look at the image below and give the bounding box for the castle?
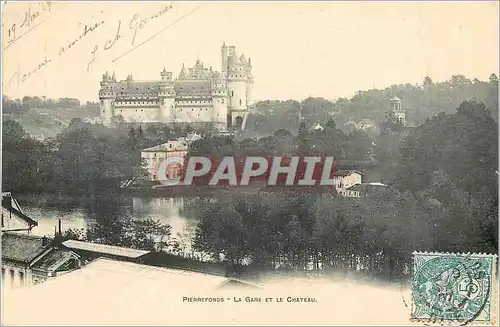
[98,43,254,131]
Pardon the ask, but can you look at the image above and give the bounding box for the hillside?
[245,74,499,136]
[2,97,99,139]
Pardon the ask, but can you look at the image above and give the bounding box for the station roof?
[62,240,150,259]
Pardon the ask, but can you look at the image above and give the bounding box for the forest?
[2,74,498,278]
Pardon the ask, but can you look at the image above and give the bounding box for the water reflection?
[22,196,199,249]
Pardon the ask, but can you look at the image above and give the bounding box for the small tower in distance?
[389,96,406,127]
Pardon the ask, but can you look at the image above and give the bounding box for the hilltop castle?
[98,43,254,131]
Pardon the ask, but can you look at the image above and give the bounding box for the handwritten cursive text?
[104,20,122,51]
[129,3,173,46]
[9,57,52,86]
[5,2,52,47]
[58,20,104,56]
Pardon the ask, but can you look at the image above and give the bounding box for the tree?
[127,218,172,251]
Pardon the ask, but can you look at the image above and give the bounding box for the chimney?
[58,219,62,236]
[2,194,12,208]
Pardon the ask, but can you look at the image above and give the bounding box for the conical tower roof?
[178,64,187,79]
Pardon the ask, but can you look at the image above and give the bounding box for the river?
[21,196,200,251]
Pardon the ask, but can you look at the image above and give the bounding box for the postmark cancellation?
[411,252,498,325]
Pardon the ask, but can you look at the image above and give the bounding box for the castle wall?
[227,80,247,111]
[115,106,160,123]
[100,99,114,126]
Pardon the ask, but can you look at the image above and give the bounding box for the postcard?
[1,1,498,325]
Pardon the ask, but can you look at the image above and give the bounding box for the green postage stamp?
[412,252,498,325]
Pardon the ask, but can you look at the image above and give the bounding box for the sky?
[2,1,499,103]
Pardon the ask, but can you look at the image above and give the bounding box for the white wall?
[1,263,31,289]
[1,207,32,232]
[116,106,160,123]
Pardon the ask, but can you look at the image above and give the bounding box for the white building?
[2,192,37,233]
[2,232,81,290]
[140,133,201,181]
[332,170,363,192]
[339,182,389,198]
[99,43,254,131]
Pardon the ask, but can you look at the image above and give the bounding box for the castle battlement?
[98,43,254,131]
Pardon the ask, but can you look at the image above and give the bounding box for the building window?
[1,268,5,284]
[1,213,4,228]
[222,99,225,104]
[19,271,24,286]
[239,99,242,105]
[10,270,14,287]
[231,91,234,97]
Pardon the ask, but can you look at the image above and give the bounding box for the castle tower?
[226,47,249,130]
[390,96,406,126]
[221,42,228,74]
[98,71,116,126]
[159,67,175,122]
[246,57,254,106]
[211,72,229,131]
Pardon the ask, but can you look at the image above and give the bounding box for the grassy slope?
[3,107,99,138]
